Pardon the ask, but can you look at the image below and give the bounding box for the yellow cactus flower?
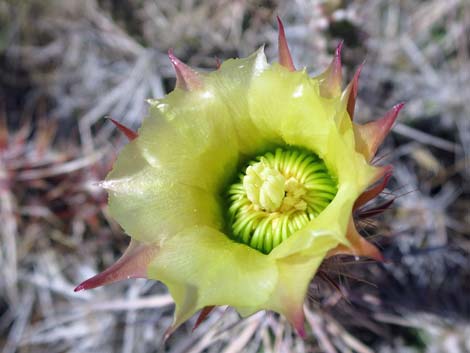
[75,18,403,337]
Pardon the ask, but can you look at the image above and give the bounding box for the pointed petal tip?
[394,102,406,113]
[74,283,85,292]
[351,62,364,86]
[296,323,306,338]
[369,247,385,262]
[167,48,177,63]
[354,62,364,82]
[335,40,344,57]
[276,16,295,71]
[378,102,405,130]
[192,306,215,332]
[333,41,343,70]
[331,40,343,71]
[108,117,138,141]
[327,220,384,261]
[381,102,405,129]
[73,277,102,292]
[345,62,364,119]
[358,59,366,70]
[286,306,306,338]
[163,326,173,343]
[319,41,344,97]
[276,16,285,39]
[73,241,158,292]
[353,237,384,262]
[168,49,203,90]
[355,103,404,160]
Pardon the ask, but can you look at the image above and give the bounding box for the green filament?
[227,147,337,254]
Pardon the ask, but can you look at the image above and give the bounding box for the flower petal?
[277,17,296,71]
[208,48,271,155]
[327,218,383,261]
[247,65,337,154]
[192,306,215,332]
[236,232,338,337]
[267,257,321,337]
[108,118,138,141]
[341,63,363,120]
[138,92,239,192]
[168,49,203,91]
[74,239,158,291]
[354,103,404,161]
[317,41,343,98]
[104,142,223,243]
[147,226,278,333]
[267,240,336,336]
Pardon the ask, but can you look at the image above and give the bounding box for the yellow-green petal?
[139,89,239,193]
[206,49,275,155]
[147,226,278,330]
[105,143,223,243]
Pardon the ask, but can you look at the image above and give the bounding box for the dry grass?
[0,0,469,352]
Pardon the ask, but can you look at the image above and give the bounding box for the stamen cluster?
[227,148,337,253]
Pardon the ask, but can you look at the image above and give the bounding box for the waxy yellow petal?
[147,226,278,332]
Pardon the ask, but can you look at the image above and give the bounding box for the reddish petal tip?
[335,40,344,57]
[360,241,385,262]
[74,284,85,292]
[354,62,365,80]
[319,41,344,97]
[381,103,404,130]
[73,241,158,292]
[74,278,100,292]
[355,103,404,161]
[167,48,176,60]
[108,118,138,141]
[192,306,215,332]
[163,327,172,343]
[353,62,364,83]
[287,307,306,338]
[275,16,284,35]
[276,16,296,71]
[345,63,364,120]
[296,324,306,338]
[167,48,181,72]
[328,219,384,261]
[371,249,385,262]
[334,41,343,70]
[168,49,202,90]
[394,102,406,112]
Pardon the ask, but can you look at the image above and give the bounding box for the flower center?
[227,148,337,254]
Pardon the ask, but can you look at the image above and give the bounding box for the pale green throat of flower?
[227,147,338,254]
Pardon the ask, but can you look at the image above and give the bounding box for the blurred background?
[0,0,469,352]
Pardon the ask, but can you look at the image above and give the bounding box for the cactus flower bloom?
[75,18,402,337]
